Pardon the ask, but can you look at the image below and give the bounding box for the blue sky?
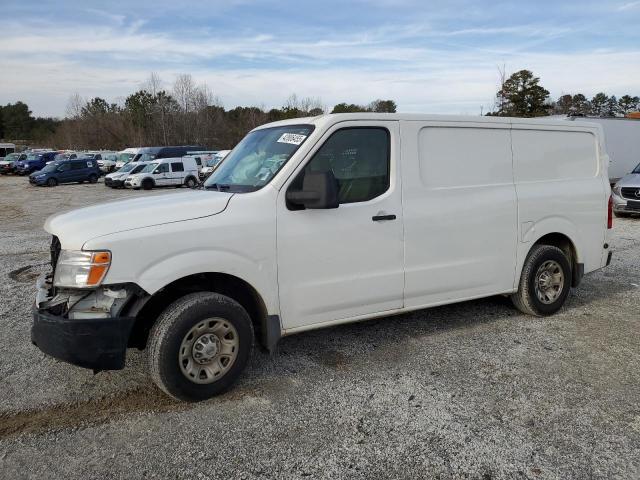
[1,0,639,117]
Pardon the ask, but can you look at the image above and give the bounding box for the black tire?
[88,174,98,184]
[185,176,197,188]
[614,211,631,218]
[148,292,254,402]
[511,245,572,316]
[142,178,154,190]
[47,178,57,187]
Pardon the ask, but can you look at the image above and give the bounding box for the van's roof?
[253,113,603,132]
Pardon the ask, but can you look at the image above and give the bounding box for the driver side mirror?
[286,171,339,209]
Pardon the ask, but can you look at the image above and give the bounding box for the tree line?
[0,73,396,150]
[490,69,640,118]
[2,70,638,148]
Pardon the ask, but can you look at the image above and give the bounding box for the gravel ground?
[0,174,638,479]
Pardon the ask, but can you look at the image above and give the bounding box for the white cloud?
[1,18,638,117]
[618,1,640,11]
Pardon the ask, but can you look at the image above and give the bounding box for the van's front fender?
[82,189,279,314]
[134,249,278,313]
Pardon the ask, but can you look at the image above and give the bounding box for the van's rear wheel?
[511,245,571,316]
[148,292,253,402]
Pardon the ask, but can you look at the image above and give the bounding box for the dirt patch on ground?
[0,387,190,439]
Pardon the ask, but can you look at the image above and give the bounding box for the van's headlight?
[612,185,621,196]
[53,250,111,288]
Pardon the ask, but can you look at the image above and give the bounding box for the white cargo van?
[124,157,199,189]
[31,114,612,401]
[0,142,16,160]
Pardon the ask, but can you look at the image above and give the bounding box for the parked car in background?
[612,161,640,217]
[0,152,27,174]
[14,151,58,175]
[30,114,612,402]
[199,150,231,180]
[124,157,199,190]
[183,151,218,177]
[29,158,101,186]
[104,161,149,188]
[131,146,205,163]
[114,148,141,169]
[96,152,119,173]
[0,143,16,160]
[51,152,78,164]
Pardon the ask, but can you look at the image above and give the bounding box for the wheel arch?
[125,272,279,352]
[524,232,582,288]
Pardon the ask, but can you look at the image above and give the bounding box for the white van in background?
[199,150,231,180]
[124,156,199,189]
[32,114,612,402]
[115,148,141,169]
[0,143,16,160]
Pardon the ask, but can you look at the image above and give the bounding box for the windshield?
[204,125,313,192]
[4,153,18,161]
[633,162,640,174]
[118,162,136,173]
[118,153,134,163]
[138,153,157,162]
[26,153,43,161]
[132,164,147,174]
[39,162,61,173]
[205,157,221,167]
[141,162,158,173]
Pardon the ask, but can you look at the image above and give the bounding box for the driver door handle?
[372,214,396,221]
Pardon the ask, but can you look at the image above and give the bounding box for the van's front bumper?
[32,307,134,371]
[31,275,137,371]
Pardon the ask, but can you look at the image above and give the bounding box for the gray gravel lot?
[0,174,639,479]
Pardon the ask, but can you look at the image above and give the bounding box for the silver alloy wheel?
[534,260,565,304]
[179,318,239,384]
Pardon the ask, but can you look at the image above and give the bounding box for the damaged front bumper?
[31,275,138,371]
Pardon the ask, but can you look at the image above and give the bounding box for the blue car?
[29,159,101,187]
[14,151,58,175]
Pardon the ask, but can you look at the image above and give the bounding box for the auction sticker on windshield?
[277,133,307,145]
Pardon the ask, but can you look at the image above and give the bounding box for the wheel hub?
[535,260,564,304]
[192,334,220,364]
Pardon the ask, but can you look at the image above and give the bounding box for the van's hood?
[45,190,233,249]
[616,173,640,188]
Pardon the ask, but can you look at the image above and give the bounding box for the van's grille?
[50,235,61,273]
[621,187,640,200]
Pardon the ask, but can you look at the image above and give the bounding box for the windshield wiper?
[205,183,231,191]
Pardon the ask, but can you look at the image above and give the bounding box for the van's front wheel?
[148,292,254,402]
[511,245,571,316]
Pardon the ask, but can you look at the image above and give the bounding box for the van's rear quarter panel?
[511,127,607,274]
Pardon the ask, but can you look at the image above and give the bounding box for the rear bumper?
[32,305,134,371]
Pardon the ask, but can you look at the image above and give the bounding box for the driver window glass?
[59,164,70,171]
[156,163,169,174]
[299,127,390,204]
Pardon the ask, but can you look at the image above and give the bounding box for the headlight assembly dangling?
[53,250,112,288]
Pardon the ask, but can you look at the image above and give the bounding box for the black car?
[29,159,101,186]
